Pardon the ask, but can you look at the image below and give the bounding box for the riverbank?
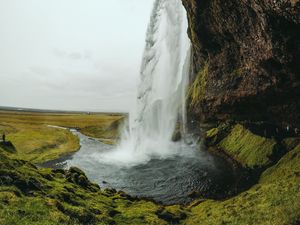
[0,110,123,163]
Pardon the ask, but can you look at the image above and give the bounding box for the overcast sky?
[0,0,154,112]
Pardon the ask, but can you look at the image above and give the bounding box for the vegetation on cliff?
[218,124,277,168]
[188,62,208,108]
[183,0,300,125]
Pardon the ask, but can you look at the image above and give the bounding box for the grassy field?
[0,110,124,163]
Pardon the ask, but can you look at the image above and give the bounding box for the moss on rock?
[0,150,173,225]
[218,124,277,168]
[205,122,232,146]
[283,137,300,152]
[188,62,209,108]
[206,127,219,138]
[184,142,300,225]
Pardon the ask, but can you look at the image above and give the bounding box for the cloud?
[0,0,154,112]
[53,49,93,61]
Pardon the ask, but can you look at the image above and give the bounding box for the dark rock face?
[182,0,300,125]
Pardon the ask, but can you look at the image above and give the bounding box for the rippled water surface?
[49,131,238,205]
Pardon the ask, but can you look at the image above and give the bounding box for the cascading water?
[133,0,190,152]
[98,0,191,165]
[63,0,238,204]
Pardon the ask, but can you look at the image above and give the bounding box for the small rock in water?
[172,130,182,142]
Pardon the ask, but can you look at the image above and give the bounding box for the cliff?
[183,0,300,126]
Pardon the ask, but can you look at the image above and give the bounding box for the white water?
[93,0,191,166]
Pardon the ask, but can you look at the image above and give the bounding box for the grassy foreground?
[0,110,123,163]
[0,150,185,225]
[183,124,300,225]
[1,111,300,224]
[184,142,300,224]
[1,137,300,224]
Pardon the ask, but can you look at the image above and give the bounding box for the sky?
[0,0,154,112]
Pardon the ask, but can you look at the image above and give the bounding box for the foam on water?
[64,131,237,205]
[91,0,191,166]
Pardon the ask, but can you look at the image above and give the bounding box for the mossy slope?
[184,141,300,225]
[188,62,209,108]
[0,150,183,225]
[214,124,277,168]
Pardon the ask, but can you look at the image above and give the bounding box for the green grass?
[1,127,300,225]
[184,140,300,225]
[188,62,209,107]
[0,110,123,139]
[218,124,277,168]
[0,151,174,225]
[8,125,79,163]
[0,110,123,163]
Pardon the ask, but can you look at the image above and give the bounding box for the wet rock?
[172,123,182,142]
[182,0,300,125]
[105,188,117,196]
[117,190,136,201]
[66,167,87,185]
[172,130,182,142]
[77,174,89,187]
[68,167,85,175]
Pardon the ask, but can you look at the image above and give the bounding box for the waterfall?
[97,0,191,165]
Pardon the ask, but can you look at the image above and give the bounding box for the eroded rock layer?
[183,0,300,125]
